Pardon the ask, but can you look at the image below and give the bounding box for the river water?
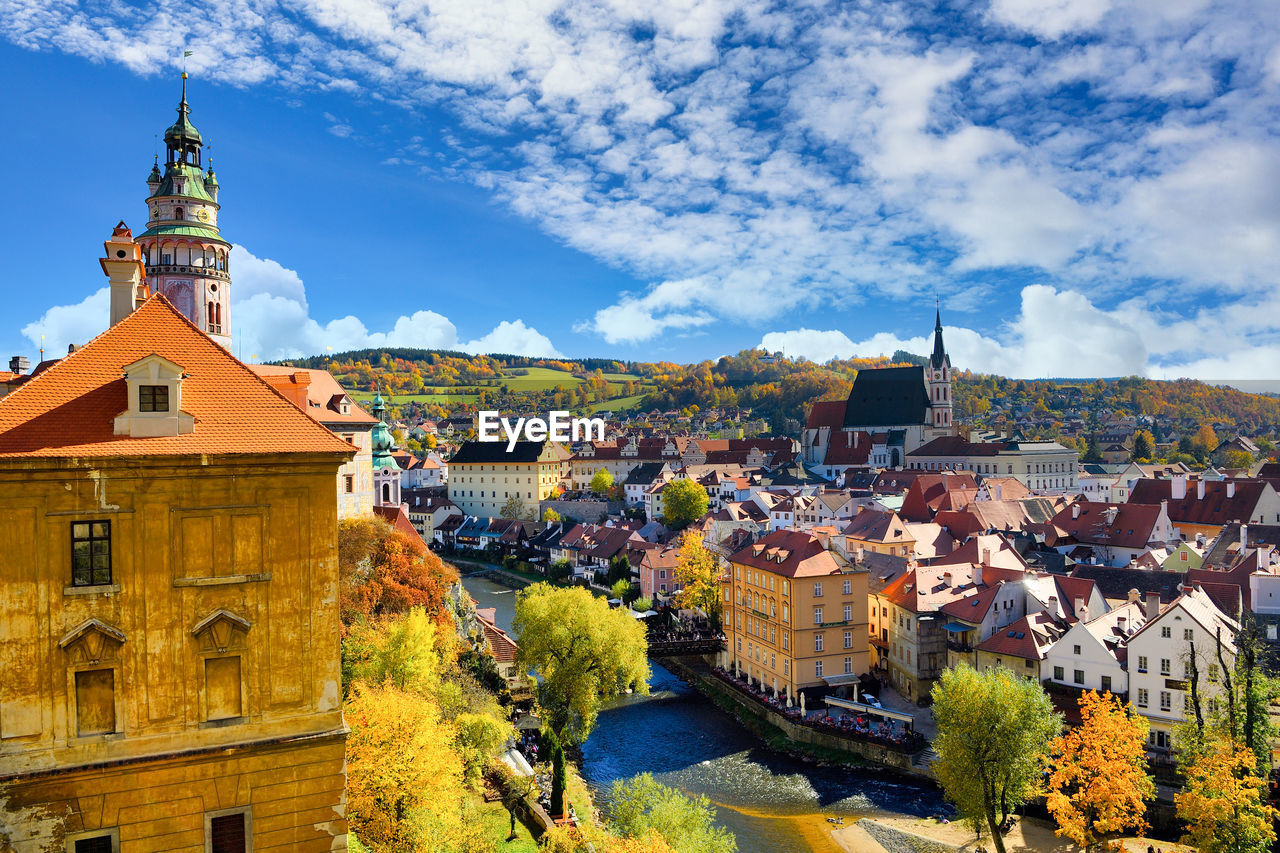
[463,576,948,853]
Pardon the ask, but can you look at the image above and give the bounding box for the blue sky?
[2,0,1279,379]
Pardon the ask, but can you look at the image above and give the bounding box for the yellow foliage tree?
[345,683,471,852]
[1045,691,1155,849]
[673,530,723,624]
[1176,734,1278,853]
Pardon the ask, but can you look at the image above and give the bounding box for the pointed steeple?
[931,303,950,370]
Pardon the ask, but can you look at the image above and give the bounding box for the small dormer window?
[114,354,194,438]
[139,385,170,412]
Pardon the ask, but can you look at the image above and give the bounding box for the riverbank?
[834,816,1197,853]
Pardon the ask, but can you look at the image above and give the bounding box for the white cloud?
[21,246,560,361]
[760,284,1280,380]
[21,287,110,360]
[987,0,1112,40]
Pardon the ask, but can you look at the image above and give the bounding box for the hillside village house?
[1125,587,1239,752]
[1129,476,1280,541]
[1041,596,1150,697]
[721,530,870,702]
[905,435,1079,493]
[1049,499,1178,567]
[0,295,351,851]
[448,438,571,518]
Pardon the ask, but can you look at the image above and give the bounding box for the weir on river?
[462,575,948,853]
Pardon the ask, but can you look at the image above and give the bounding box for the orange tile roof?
[0,295,356,459]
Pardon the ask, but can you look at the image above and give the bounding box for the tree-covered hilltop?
[271,347,1280,446]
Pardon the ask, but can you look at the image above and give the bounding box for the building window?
[1074,669,1084,685]
[1101,675,1112,693]
[1137,656,1148,673]
[843,604,852,621]
[67,830,120,853]
[814,634,824,652]
[1053,666,1064,681]
[1137,688,1148,707]
[844,656,853,674]
[813,582,823,597]
[206,808,251,853]
[75,669,115,736]
[139,384,170,412]
[1160,626,1171,639]
[71,521,112,587]
[815,660,824,678]
[1073,644,1081,655]
[844,631,853,649]
[1160,691,1171,712]
[1160,658,1171,676]
[843,579,852,595]
[814,607,823,625]
[344,475,354,494]
[1184,628,1194,641]
[782,634,789,650]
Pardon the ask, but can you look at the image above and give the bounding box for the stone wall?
[538,499,624,523]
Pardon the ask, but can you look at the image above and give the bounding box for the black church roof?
[843,366,931,429]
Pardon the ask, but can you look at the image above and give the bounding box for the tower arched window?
[382,483,391,504]
[174,207,184,220]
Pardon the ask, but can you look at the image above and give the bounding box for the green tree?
[1131,429,1156,462]
[543,508,561,523]
[611,578,632,602]
[932,664,1061,853]
[514,584,650,818]
[1224,449,1256,470]
[607,772,736,853]
[590,469,615,493]
[500,494,529,520]
[662,478,710,529]
[344,607,447,698]
[1082,434,1103,463]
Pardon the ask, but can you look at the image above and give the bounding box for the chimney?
[1241,524,1249,552]
[995,484,1003,501]
[7,355,29,375]
[1171,474,1187,500]
[1258,544,1274,572]
[1074,596,1086,620]
[1104,506,1118,526]
[1127,588,1141,603]
[1072,503,1081,520]
[1227,481,1236,499]
[1145,591,1161,621]
[100,221,148,327]
[982,547,992,566]
[1116,616,1127,632]
[973,565,983,586]
[1197,479,1206,500]
[943,571,953,588]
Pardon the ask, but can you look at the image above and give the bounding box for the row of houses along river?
[461,574,948,853]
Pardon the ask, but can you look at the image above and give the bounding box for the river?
[462,575,949,853]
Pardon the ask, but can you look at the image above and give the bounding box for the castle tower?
[928,307,953,431]
[136,73,232,349]
[370,393,402,508]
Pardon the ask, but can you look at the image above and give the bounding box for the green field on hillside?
[590,394,647,413]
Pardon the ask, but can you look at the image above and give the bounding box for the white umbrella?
[800,692,806,716]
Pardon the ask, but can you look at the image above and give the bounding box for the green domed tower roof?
[147,159,162,184]
[164,73,202,146]
[370,392,401,471]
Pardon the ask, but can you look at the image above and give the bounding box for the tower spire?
[931,304,948,369]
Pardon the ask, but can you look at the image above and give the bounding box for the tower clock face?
[197,209,210,222]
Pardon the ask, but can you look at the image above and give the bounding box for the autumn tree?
[338,516,457,628]
[672,530,724,625]
[514,584,650,818]
[607,772,736,853]
[662,478,710,529]
[1131,429,1156,462]
[345,683,481,852]
[1176,734,1278,853]
[932,664,1060,853]
[343,606,449,697]
[1045,691,1155,849]
[590,468,615,493]
[543,508,562,522]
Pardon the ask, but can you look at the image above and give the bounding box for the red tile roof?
[1129,478,1273,527]
[0,295,355,459]
[974,611,1063,661]
[806,399,846,429]
[729,529,842,578]
[1049,501,1164,550]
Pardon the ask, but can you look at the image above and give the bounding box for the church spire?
[931,303,949,370]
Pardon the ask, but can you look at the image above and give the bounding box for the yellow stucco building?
[721,530,870,702]
[447,439,571,518]
[0,291,353,852]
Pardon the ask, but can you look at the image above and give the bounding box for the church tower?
[370,393,402,508]
[928,307,953,431]
[136,73,232,349]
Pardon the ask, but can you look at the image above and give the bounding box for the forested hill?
[275,348,1280,442]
